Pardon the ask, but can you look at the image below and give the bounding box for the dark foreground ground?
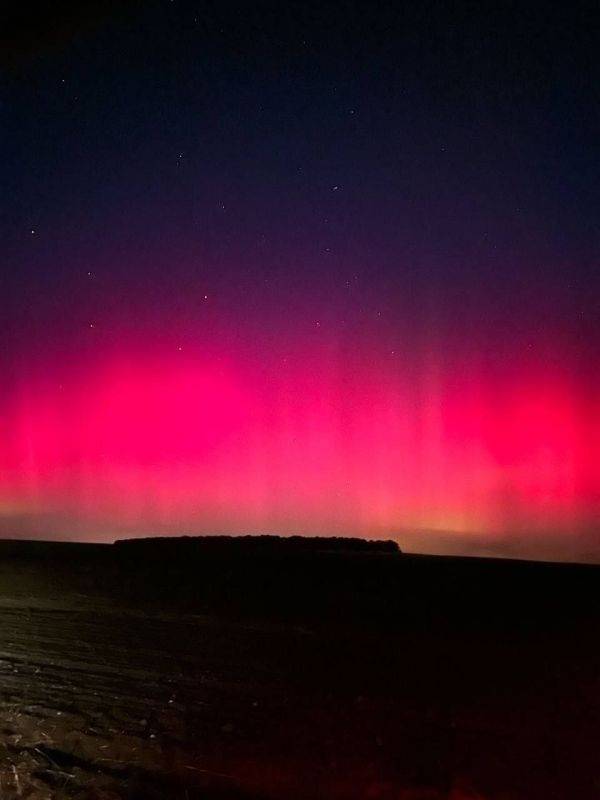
[0,538,598,799]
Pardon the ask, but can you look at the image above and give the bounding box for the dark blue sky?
[4,1,599,332]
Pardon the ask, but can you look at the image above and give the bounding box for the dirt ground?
[0,555,598,799]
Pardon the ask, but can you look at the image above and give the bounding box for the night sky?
[2,1,599,561]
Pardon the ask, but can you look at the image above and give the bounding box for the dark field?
[0,538,598,799]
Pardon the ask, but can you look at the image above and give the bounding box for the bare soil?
[0,548,598,799]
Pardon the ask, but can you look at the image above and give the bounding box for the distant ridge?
[114,534,400,554]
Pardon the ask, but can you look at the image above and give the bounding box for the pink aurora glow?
[1,348,597,557]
